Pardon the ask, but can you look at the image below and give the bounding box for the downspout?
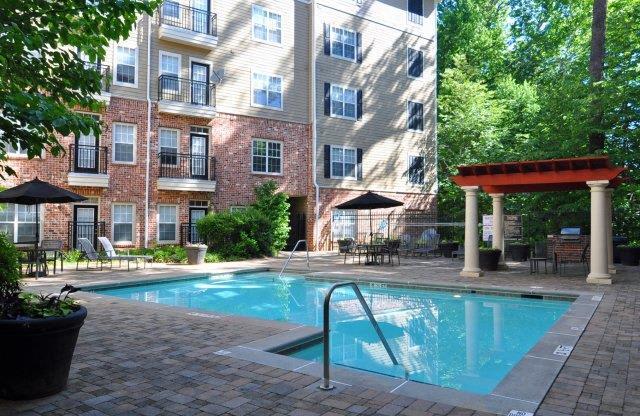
[311,0,320,250]
[144,15,152,248]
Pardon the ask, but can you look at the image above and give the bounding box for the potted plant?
[618,241,640,266]
[185,243,208,265]
[479,247,502,271]
[438,240,460,258]
[509,241,530,262]
[0,233,86,400]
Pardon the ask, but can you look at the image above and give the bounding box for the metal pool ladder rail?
[319,281,408,390]
[278,239,310,279]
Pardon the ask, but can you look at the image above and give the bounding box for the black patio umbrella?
[335,191,403,243]
[0,178,86,276]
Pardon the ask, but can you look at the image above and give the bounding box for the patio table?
[18,247,48,277]
[359,243,387,266]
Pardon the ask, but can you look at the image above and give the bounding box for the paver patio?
[1,253,637,416]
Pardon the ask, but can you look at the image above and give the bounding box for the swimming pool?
[93,271,572,394]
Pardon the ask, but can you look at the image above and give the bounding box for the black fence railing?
[158,75,215,106]
[180,223,204,246]
[158,1,218,37]
[69,144,108,174]
[68,221,106,250]
[83,62,111,92]
[158,152,216,181]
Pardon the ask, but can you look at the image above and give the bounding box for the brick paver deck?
[1,254,637,416]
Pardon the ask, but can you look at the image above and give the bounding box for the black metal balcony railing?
[158,75,215,107]
[180,223,204,246]
[158,152,216,181]
[83,62,111,92]
[69,144,108,174]
[158,1,218,37]
[68,221,106,250]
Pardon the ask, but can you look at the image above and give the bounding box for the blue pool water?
[94,272,571,394]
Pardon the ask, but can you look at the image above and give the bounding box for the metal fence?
[157,1,218,36]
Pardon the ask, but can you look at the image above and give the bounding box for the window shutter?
[407,102,414,130]
[324,145,331,178]
[324,83,331,116]
[417,50,423,77]
[356,32,363,63]
[356,148,363,181]
[418,103,424,131]
[323,24,331,55]
[357,89,363,120]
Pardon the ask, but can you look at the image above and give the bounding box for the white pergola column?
[605,188,616,274]
[461,186,483,278]
[587,180,612,284]
[490,193,506,268]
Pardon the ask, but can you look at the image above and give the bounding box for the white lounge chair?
[98,237,152,270]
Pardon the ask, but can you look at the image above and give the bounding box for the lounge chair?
[98,237,152,270]
[412,233,440,257]
[76,238,111,270]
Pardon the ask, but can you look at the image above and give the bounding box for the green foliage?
[126,245,187,264]
[253,181,291,254]
[63,249,83,263]
[18,285,80,318]
[0,0,160,177]
[0,233,22,318]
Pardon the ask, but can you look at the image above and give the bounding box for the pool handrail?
[319,281,408,390]
[278,239,310,279]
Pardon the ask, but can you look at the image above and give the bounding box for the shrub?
[127,245,186,263]
[63,249,83,263]
[253,181,290,255]
[0,233,22,318]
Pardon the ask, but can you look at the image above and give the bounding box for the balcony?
[68,221,106,250]
[67,145,109,188]
[157,75,216,118]
[157,152,217,192]
[157,1,218,49]
[84,62,111,103]
[180,223,205,246]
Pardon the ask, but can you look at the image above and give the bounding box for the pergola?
[451,156,627,284]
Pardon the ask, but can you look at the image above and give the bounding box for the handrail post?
[277,239,310,279]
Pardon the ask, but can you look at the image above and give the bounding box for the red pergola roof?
[451,156,627,194]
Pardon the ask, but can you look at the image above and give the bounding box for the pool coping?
[83,268,603,416]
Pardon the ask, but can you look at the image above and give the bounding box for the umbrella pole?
[369,209,373,244]
[35,204,40,279]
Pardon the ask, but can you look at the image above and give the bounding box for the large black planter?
[0,306,87,400]
[510,244,530,262]
[439,242,459,258]
[619,247,640,266]
[479,250,501,271]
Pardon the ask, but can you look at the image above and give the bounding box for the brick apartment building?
[1,0,436,251]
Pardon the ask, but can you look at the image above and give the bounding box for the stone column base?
[608,266,617,274]
[587,273,613,285]
[461,269,483,278]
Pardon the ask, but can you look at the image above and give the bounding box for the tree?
[0,0,160,177]
[588,0,608,152]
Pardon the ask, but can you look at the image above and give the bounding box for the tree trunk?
[588,0,607,153]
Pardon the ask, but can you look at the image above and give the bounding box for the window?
[252,5,282,44]
[159,128,179,165]
[157,205,177,242]
[331,146,356,179]
[114,45,137,87]
[331,209,357,240]
[252,139,282,174]
[0,204,39,243]
[112,204,134,243]
[4,142,28,156]
[408,155,425,184]
[407,101,424,132]
[330,85,357,119]
[159,51,180,95]
[162,0,180,20]
[229,206,248,213]
[407,48,423,78]
[408,0,423,25]
[330,26,356,61]
[113,123,136,163]
[251,72,283,110]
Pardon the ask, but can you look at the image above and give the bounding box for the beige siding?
[315,2,437,193]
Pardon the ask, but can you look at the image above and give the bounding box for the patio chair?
[41,239,63,274]
[338,237,357,264]
[381,240,401,265]
[529,241,550,274]
[451,246,465,261]
[412,233,440,257]
[76,238,111,271]
[397,234,413,257]
[98,237,152,270]
[556,243,590,276]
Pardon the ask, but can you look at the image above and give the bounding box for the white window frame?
[330,145,357,180]
[330,84,357,120]
[159,127,180,166]
[251,138,283,175]
[0,203,41,244]
[157,204,178,244]
[4,142,29,158]
[250,71,284,111]
[331,209,357,240]
[112,122,137,164]
[407,154,426,185]
[407,100,424,132]
[330,26,357,62]
[251,4,283,46]
[407,0,424,26]
[112,203,135,245]
[113,43,139,88]
[406,47,423,79]
[159,50,182,93]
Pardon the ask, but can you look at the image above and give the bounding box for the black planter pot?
[439,242,459,258]
[479,250,501,271]
[613,236,629,263]
[619,247,640,266]
[0,306,87,400]
[510,244,530,262]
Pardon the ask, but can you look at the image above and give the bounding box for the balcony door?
[73,205,98,249]
[75,115,99,173]
[190,62,209,106]
[190,133,208,179]
[191,0,209,34]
